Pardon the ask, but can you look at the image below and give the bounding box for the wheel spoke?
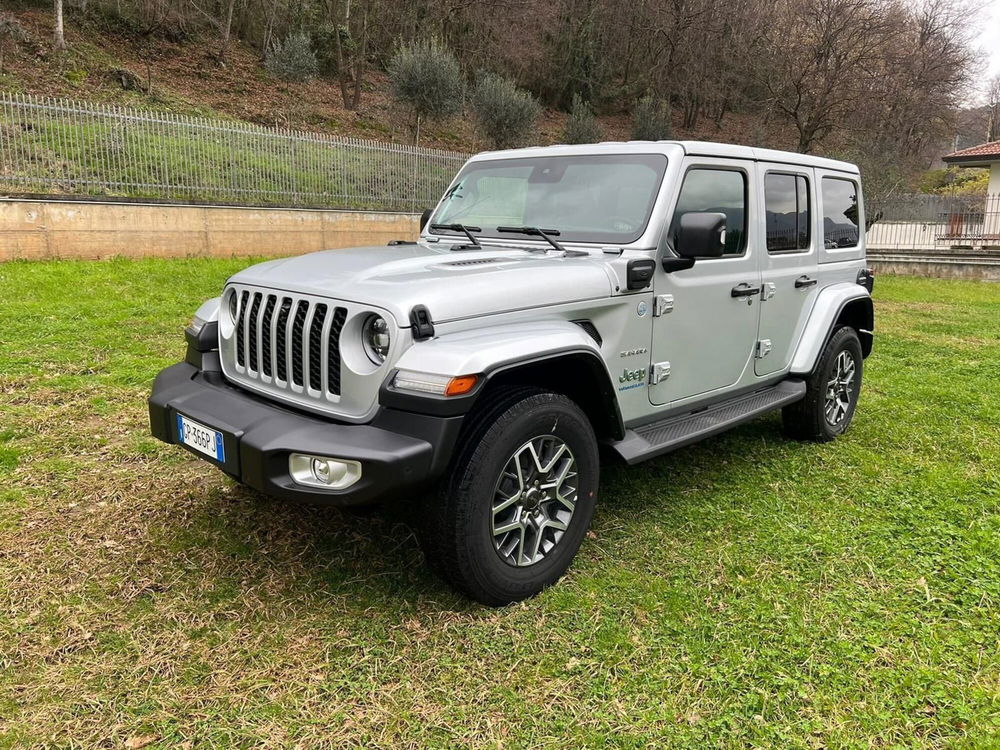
[528,524,544,561]
[492,491,521,515]
[493,515,522,536]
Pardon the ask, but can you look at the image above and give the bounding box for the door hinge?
[649,361,671,384]
[756,339,772,358]
[653,294,674,316]
[761,282,776,301]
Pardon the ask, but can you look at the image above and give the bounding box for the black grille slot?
[308,304,328,390]
[229,289,349,402]
[328,307,347,395]
[236,290,250,367]
[247,292,262,372]
[260,295,276,376]
[275,297,291,381]
[291,300,308,387]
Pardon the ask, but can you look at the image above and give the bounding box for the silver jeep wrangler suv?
[150,141,874,605]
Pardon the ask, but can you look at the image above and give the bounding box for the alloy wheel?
[491,435,578,567]
[825,350,856,426]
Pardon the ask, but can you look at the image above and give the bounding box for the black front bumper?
[149,362,463,506]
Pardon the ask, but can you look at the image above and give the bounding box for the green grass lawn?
[1,261,998,748]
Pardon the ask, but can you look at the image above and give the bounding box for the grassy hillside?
[0,7,791,154]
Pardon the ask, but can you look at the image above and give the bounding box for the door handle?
[731,283,761,298]
[795,275,818,289]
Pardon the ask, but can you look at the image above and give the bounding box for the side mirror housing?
[419,209,433,232]
[674,212,727,259]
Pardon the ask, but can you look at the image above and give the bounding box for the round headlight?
[227,290,239,322]
[362,315,390,364]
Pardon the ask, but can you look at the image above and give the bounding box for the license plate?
[176,413,225,462]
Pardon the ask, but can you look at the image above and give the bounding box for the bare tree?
[987,73,1000,142]
[330,0,370,110]
[53,0,66,50]
[189,0,238,62]
[756,0,897,153]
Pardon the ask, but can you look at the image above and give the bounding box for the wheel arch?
[382,318,625,442]
[481,351,625,441]
[790,284,874,376]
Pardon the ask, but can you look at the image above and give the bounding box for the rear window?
[822,177,860,248]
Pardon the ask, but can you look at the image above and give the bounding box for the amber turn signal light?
[444,374,478,396]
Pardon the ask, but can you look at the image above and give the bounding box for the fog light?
[289,453,362,490]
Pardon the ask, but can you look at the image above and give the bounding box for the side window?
[765,173,810,252]
[822,177,860,248]
[671,168,747,255]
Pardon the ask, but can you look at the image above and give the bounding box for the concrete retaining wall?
[0,199,419,262]
[867,248,1000,281]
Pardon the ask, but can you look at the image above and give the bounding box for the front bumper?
[149,362,462,506]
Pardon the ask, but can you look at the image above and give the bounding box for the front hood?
[227,244,616,324]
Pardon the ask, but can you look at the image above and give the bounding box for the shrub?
[563,94,601,144]
[388,39,463,144]
[632,96,672,140]
[265,32,318,83]
[471,73,540,149]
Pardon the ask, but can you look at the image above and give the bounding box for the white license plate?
[176,413,225,462]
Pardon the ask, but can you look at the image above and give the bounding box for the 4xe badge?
[636,301,648,317]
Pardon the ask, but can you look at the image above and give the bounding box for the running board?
[609,380,807,465]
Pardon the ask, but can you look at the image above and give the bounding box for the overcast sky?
[975,0,1000,99]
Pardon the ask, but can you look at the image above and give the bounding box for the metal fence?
[0,92,469,211]
[867,193,1000,252]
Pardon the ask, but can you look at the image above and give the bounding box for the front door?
[649,160,761,406]
[755,165,819,376]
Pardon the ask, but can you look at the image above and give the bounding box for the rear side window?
[822,177,860,248]
[671,168,747,255]
[765,173,810,252]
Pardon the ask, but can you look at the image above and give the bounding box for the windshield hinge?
[410,305,435,341]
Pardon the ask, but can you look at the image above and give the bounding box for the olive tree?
[388,39,463,146]
[563,94,601,144]
[471,73,541,149]
[632,96,672,140]
[265,31,319,82]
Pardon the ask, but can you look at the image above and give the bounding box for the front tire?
[421,388,599,606]
[783,326,863,442]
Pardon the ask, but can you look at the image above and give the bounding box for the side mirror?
[675,212,727,259]
[419,209,433,232]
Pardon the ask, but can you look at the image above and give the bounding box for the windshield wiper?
[496,226,566,253]
[430,223,481,246]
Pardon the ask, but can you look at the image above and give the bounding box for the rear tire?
[782,326,863,442]
[420,388,599,606]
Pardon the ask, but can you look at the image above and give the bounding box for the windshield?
[429,153,668,244]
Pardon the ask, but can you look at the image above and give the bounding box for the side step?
[609,380,807,465]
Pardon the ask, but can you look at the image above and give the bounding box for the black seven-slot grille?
[235,290,347,395]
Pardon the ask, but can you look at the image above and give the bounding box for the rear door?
[649,159,761,406]
[755,165,819,376]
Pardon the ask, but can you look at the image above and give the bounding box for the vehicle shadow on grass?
[165,414,794,614]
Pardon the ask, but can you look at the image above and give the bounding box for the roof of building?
[942,140,1000,166]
